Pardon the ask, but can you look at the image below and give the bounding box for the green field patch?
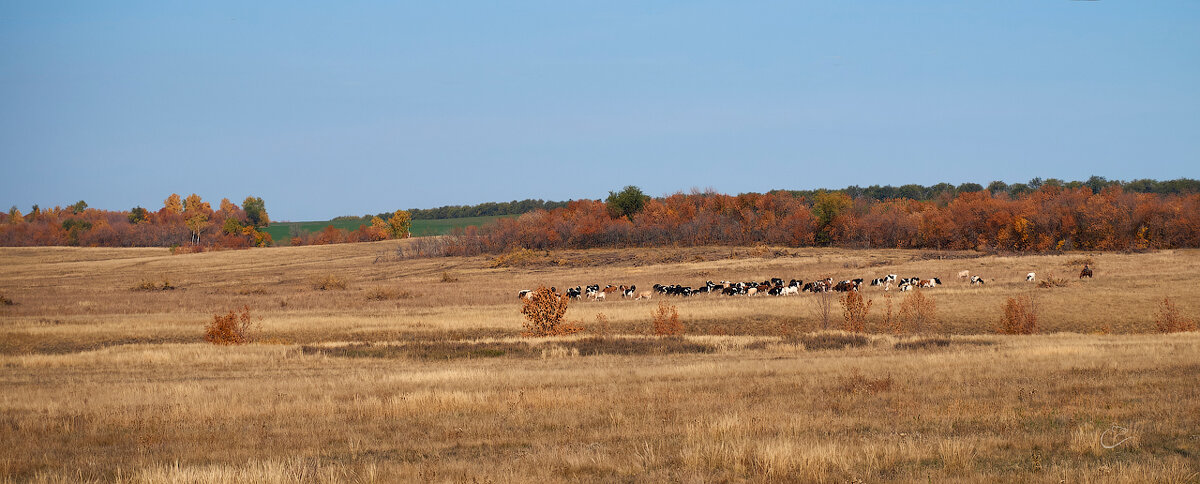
[266,215,514,245]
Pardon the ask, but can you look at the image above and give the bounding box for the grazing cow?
[635,290,653,300]
[517,289,533,300]
[594,291,606,301]
[970,276,985,285]
[1080,265,1093,279]
[770,277,784,287]
[767,286,783,296]
[781,286,799,296]
[566,286,583,299]
[623,285,637,298]
[871,278,885,286]
[958,270,970,280]
[919,278,941,288]
[746,287,758,296]
[1027,272,1036,282]
[603,284,619,294]
[899,283,913,292]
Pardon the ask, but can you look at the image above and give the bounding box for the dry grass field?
[1,241,1198,482]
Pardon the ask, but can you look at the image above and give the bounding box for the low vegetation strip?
[300,336,717,360]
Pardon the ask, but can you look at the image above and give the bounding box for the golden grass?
[1,242,1199,482]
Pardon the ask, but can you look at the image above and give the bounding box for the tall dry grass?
[1,243,1199,481]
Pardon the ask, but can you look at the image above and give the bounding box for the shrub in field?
[311,274,348,290]
[204,306,255,345]
[519,287,582,337]
[365,287,413,301]
[651,300,684,336]
[999,294,1038,335]
[834,370,894,395]
[839,290,872,333]
[440,272,459,283]
[897,289,938,334]
[132,279,175,291]
[1155,297,1196,333]
[594,313,611,337]
[1036,274,1069,288]
[0,294,14,306]
[811,290,835,330]
[798,332,869,350]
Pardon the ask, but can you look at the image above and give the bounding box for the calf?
[957,270,970,280]
[1027,272,1036,282]
[919,278,941,288]
[517,289,533,300]
[635,290,653,300]
[1080,265,1093,279]
[970,275,985,285]
[623,285,637,298]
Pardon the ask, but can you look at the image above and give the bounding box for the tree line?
[330,199,571,225]
[442,179,1200,256]
[1,194,272,249]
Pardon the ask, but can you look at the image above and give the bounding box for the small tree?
[651,301,683,336]
[204,306,255,345]
[70,200,88,214]
[999,294,1038,335]
[839,290,872,333]
[605,185,649,221]
[520,287,581,337]
[387,210,412,239]
[811,290,835,330]
[1155,297,1196,333]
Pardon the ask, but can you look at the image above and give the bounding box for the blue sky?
[2,1,1197,221]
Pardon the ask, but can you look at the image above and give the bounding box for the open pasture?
[1,242,1198,482]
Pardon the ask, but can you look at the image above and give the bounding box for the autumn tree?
[242,196,269,228]
[128,206,149,224]
[606,185,650,221]
[387,210,412,239]
[164,194,183,214]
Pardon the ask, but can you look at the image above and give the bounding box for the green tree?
[986,180,1008,194]
[956,183,984,193]
[128,206,149,224]
[242,196,269,228]
[70,200,88,214]
[605,185,649,221]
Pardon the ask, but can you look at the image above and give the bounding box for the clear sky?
[2,2,1197,221]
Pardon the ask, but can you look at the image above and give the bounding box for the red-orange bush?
[999,295,1038,335]
[1155,297,1196,333]
[519,287,582,337]
[839,290,872,333]
[204,306,255,345]
[651,301,683,336]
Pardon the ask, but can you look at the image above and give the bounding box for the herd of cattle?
[517,264,1095,301]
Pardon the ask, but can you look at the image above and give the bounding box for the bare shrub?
[651,301,684,336]
[1037,273,1069,288]
[839,290,872,333]
[132,279,175,291]
[1155,297,1196,333]
[0,294,14,306]
[203,306,255,345]
[594,313,611,337]
[365,287,413,301]
[520,287,582,337]
[311,274,348,291]
[811,290,835,330]
[440,272,459,283]
[897,289,939,334]
[999,294,1038,335]
[881,294,897,334]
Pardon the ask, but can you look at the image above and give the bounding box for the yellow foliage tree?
[164,194,183,214]
[387,210,412,239]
